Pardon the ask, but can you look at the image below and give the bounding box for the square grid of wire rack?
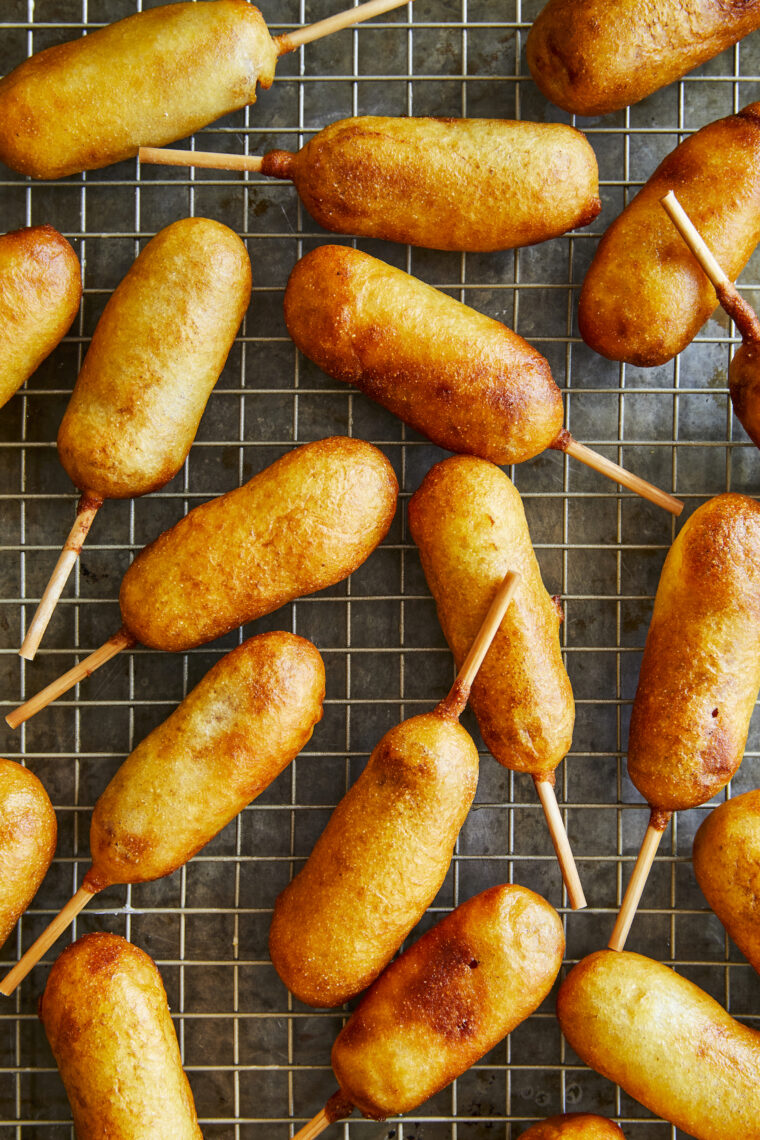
[0,0,759,1136]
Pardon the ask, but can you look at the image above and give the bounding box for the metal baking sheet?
[0,1,759,1136]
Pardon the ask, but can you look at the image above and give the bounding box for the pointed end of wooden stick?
[562,437,684,516]
[533,778,587,910]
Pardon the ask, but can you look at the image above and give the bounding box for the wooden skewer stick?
[292,1092,355,1140]
[534,777,587,911]
[6,626,135,730]
[19,493,103,662]
[608,808,672,951]
[554,433,683,517]
[292,1107,338,1140]
[437,570,520,720]
[139,147,265,173]
[661,190,760,343]
[0,884,96,996]
[274,0,411,55]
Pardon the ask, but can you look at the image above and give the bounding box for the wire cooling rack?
[1,1,760,1137]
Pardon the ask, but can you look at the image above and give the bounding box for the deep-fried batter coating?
[728,341,760,448]
[40,933,202,1139]
[557,950,760,1140]
[86,632,324,889]
[579,103,760,367]
[58,217,251,499]
[284,246,563,465]
[693,789,760,974]
[519,1116,625,1139]
[628,494,760,812]
[118,436,398,651]
[409,457,574,779]
[0,226,81,409]
[0,0,277,179]
[332,885,564,1120]
[0,759,56,950]
[262,116,600,251]
[269,710,478,1007]
[527,0,760,117]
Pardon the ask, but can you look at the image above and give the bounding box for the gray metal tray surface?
[0,1,759,1137]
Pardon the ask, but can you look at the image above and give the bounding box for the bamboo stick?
[437,570,520,719]
[6,627,136,730]
[558,435,683,516]
[19,493,103,661]
[608,809,672,951]
[275,0,411,54]
[534,777,587,911]
[0,884,97,995]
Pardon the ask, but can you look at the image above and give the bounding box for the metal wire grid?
[0,0,759,1136]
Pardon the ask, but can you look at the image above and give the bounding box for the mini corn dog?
[41,933,202,1138]
[140,115,601,251]
[609,493,760,950]
[0,631,325,994]
[0,225,81,409]
[284,245,682,514]
[6,436,397,729]
[579,103,760,367]
[291,885,564,1137]
[270,571,520,1006]
[693,789,760,975]
[557,950,760,1140]
[409,456,585,907]
[526,0,760,117]
[519,1116,625,1139]
[0,760,56,951]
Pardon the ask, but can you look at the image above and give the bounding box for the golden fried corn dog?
[6,435,397,728]
[526,0,760,117]
[285,245,562,465]
[519,1116,625,1139]
[408,457,585,906]
[579,103,760,367]
[409,457,573,780]
[270,712,479,1007]
[291,884,564,1137]
[0,225,81,409]
[0,0,277,179]
[145,116,600,251]
[283,245,683,514]
[21,215,251,660]
[557,950,760,1140]
[119,436,397,651]
[0,760,56,950]
[1,631,324,993]
[610,493,760,949]
[270,570,521,1006]
[58,217,250,499]
[40,933,202,1138]
[693,789,760,975]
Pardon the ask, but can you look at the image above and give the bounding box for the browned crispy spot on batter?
[400,937,481,1041]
